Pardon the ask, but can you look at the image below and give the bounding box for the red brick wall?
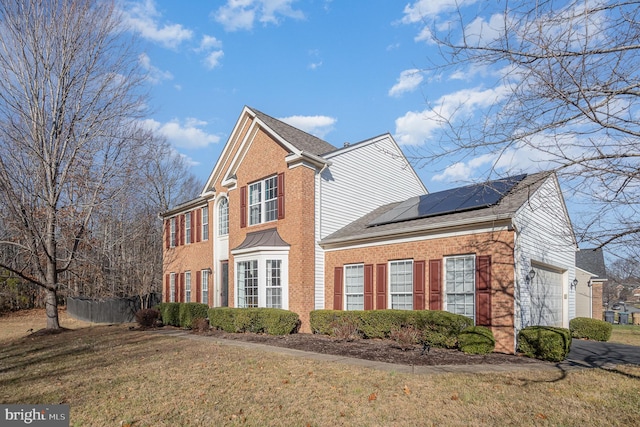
[324,229,517,353]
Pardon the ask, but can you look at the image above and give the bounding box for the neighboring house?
[161,106,426,330]
[575,248,607,320]
[320,172,577,353]
[161,106,578,354]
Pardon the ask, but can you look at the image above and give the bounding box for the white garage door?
[530,264,563,326]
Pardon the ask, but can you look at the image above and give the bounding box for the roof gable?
[576,248,607,279]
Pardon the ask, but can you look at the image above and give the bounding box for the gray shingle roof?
[233,228,290,251]
[320,172,552,246]
[249,107,336,156]
[576,248,607,279]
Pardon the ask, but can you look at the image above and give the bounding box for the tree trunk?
[45,288,60,329]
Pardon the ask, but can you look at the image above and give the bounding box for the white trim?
[388,259,413,310]
[443,254,476,322]
[234,250,290,309]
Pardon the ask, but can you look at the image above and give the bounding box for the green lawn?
[610,324,640,346]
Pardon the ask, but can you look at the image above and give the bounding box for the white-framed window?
[266,259,282,308]
[390,260,413,310]
[249,176,278,226]
[218,198,228,236]
[169,272,176,302]
[185,271,191,302]
[185,213,191,244]
[445,255,475,321]
[170,218,176,248]
[237,260,258,307]
[201,269,209,304]
[202,206,209,241]
[235,252,289,309]
[344,264,364,310]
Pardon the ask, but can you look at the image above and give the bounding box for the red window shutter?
[413,260,426,310]
[179,215,185,246]
[164,220,170,249]
[364,264,374,310]
[277,172,285,220]
[333,267,343,310]
[179,273,185,302]
[240,186,247,228]
[429,259,442,310]
[196,270,201,303]
[476,255,492,326]
[164,274,170,302]
[376,263,387,309]
[190,211,195,244]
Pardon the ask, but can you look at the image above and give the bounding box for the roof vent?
[343,142,350,147]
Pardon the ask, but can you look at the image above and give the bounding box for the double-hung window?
[169,273,176,302]
[344,264,364,310]
[202,207,209,241]
[201,269,209,304]
[390,260,413,310]
[185,271,191,302]
[237,260,258,307]
[249,176,278,225]
[266,260,282,308]
[185,213,191,244]
[170,218,176,248]
[445,255,475,321]
[218,198,228,236]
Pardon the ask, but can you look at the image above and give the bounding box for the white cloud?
[142,118,220,149]
[279,115,337,139]
[394,85,509,146]
[204,51,225,69]
[389,69,424,97]
[213,0,304,32]
[124,0,192,48]
[402,0,480,23]
[138,53,173,84]
[462,13,505,47]
[199,35,223,51]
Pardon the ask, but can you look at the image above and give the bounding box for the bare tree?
[419,0,640,254]
[0,0,147,328]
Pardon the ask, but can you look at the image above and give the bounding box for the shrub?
[208,307,236,332]
[570,317,612,342]
[157,302,180,327]
[178,303,209,329]
[207,307,299,335]
[389,325,421,351]
[359,310,408,339]
[517,326,572,362]
[135,308,160,328]
[458,326,495,354]
[261,309,300,335]
[416,311,474,349]
[331,316,361,342]
[309,310,344,335]
[191,317,210,332]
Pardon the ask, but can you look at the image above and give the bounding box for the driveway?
[565,340,640,368]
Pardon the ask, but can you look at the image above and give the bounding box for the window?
[445,255,475,321]
[185,271,191,302]
[170,218,176,248]
[202,207,209,241]
[169,273,176,302]
[218,198,228,236]
[390,260,413,310]
[185,213,191,244]
[266,260,282,308]
[237,260,258,307]
[249,176,278,225]
[344,264,364,310]
[201,269,209,304]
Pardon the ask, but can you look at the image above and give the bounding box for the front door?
[220,260,229,307]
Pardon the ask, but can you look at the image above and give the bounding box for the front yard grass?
[610,324,640,346]
[1,310,640,426]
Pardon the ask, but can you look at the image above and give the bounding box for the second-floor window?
[249,176,278,225]
[170,217,176,248]
[185,213,191,244]
[218,198,228,236]
[202,206,209,241]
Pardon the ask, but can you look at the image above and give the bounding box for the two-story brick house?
[162,106,577,353]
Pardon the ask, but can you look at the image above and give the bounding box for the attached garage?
[529,263,564,327]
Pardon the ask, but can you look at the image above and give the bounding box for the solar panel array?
[368,174,527,227]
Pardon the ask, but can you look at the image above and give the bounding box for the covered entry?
[529,263,564,326]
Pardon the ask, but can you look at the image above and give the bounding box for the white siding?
[313,134,426,309]
[513,175,576,331]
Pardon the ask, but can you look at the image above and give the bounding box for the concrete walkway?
[151,329,637,375]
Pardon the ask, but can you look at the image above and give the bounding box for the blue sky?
[122,0,537,193]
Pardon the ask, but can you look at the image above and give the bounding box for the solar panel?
[368,174,526,227]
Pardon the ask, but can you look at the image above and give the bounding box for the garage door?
[530,264,563,326]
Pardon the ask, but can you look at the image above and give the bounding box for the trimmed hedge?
[570,317,612,342]
[179,303,209,329]
[157,302,180,327]
[458,326,495,354]
[208,307,299,335]
[309,309,474,349]
[517,326,572,362]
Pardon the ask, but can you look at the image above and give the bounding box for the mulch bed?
[194,329,548,367]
